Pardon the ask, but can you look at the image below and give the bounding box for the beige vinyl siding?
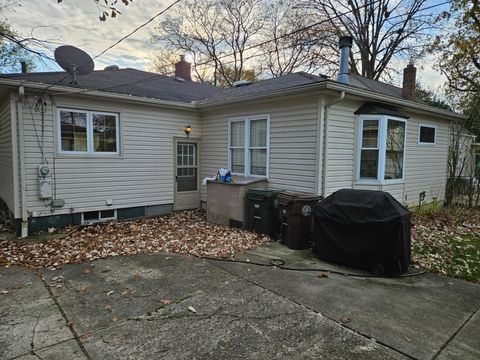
[324,100,357,195]
[326,98,450,206]
[0,95,14,213]
[201,96,320,202]
[403,116,449,205]
[21,94,200,216]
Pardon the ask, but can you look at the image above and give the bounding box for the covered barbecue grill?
[312,189,411,274]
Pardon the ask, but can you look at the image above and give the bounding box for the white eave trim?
[0,78,197,111]
[199,80,465,121]
[325,81,466,121]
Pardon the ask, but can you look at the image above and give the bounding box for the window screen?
[93,113,118,152]
[60,110,88,152]
[359,119,379,179]
[419,125,435,144]
[384,120,405,179]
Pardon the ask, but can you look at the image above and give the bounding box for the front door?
[174,140,200,210]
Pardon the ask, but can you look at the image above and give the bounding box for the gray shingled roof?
[5,68,220,103]
[5,68,408,104]
[200,72,327,104]
[349,74,403,99]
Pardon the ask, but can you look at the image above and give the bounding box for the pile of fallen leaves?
[411,208,480,282]
[0,210,270,269]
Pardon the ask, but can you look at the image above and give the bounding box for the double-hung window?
[58,108,120,155]
[228,115,270,177]
[357,115,406,183]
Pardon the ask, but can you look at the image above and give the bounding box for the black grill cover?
[312,189,411,274]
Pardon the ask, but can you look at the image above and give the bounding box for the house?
[0,37,465,237]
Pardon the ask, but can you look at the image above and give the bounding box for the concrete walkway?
[1,243,479,359]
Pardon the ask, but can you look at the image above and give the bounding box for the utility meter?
[38,164,50,177]
[38,164,52,199]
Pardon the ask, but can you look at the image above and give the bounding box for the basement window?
[357,115,407,183]
[418,124,436,145]
[82,210,117,224]
[58,108,120,155]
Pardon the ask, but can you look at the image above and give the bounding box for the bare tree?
[305,0,447,80]
[149,48,181,76]
[153,0,265,87]
[260,0,335,77]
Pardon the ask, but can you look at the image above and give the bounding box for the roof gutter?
[324,81,466,121]
[0,78,198,111]
[199,80,464,121]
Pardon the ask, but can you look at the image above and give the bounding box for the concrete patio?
[1,243,479,359]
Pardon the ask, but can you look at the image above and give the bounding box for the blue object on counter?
[217,168,232,183]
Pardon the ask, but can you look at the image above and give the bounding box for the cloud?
[5,0,170,71]
[4,0,450,90]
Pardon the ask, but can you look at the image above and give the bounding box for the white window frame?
[57,108,120,155]
[81,209,117,225]
[228,115,270,178]
[356,114,407,184]
[418,123,437,146]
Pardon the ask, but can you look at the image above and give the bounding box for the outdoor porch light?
[184,125,192,137]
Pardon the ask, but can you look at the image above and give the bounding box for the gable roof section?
[354,102,409,119]
[200,72,327,104]
[5,68,220,103]
[349,74,403,99]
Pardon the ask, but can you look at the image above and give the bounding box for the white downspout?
[321,91,345,197]
[315,95,325,196]
[17,85,28,237]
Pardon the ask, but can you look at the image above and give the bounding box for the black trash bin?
[246,188,281,238]
[278,191,322,250]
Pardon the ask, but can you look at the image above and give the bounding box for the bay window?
[228,115,270,177]
[357,115,406,183]
[58,108,120,155]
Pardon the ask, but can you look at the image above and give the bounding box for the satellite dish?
[54,45,95,84]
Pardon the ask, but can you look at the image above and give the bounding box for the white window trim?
[57,108,120,155]
[356,115,407,184]
[418,123,437,146]
[228,114,270,178]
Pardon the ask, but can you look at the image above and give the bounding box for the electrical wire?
[37,0,182,95]
[29,0,432,99]
[1,0,451,101]
[24,95,46,160]
[192,0,451,68]
[203,256,427,279]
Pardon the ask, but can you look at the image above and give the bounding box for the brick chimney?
[402,63,416,101]
[174,55,191,81]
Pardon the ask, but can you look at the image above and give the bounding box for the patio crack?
[210,261,417,360]
[432,304,480,359]
[29,314,43,359]
[36,271,92,360]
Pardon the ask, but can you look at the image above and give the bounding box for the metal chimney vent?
[336,36,353,84]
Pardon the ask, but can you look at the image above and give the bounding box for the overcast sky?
[4,0,447,90]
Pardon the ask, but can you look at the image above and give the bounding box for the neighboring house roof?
[4,68,221,103]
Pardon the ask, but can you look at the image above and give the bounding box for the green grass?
[412,229,480,282]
